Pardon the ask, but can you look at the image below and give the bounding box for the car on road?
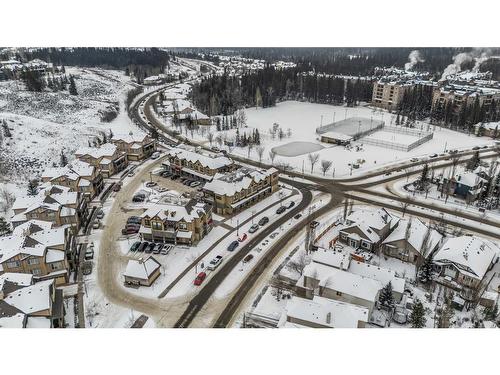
[276,206,286,214]
[243,254,254,263]
[227,240,239,252]
[270,232,279,239]
[410,158,419,162]
[95,209,104,219]
[138,242,149,252]
[145,181,157,188]
[130,242,141,252]
[481,145,488,149]
[190,181,201,187]
[249,224,259,233]
[287,201,295,209]
[211,147,220,152]
[85,248,94,260]
[429,153,438,158]
[127,171,135,177]
[207,255,223,270]
[238,233,248,242]
[92,220,100,230]
[294,213,302,220]
[112,182,122,192]
[472,146,480,150]
[310,221,320,229]
[258,217,269,226]
[194,272,207,286]
[150,151,160,159]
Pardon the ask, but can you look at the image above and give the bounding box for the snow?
[123,256,161,280]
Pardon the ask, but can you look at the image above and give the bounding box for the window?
[27,258,40,265]
[50,263,61,271]
[152,221,163,230]
[31,268,42,276]
[336,291,342,296]
[6,260,21,269]
[179,222,187,230]
[361,241,370,249]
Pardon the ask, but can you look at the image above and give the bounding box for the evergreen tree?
[27,179,39,196]
[418,255,434,284]
[69,75,78,95]
[0,216,11,236]
[466,151,480,171]
[2,121,11,138]
[379,282,395,308]
[409,299,426,328]
[150,127,159,140]
[60,150,68,167]
[483,303,499,322]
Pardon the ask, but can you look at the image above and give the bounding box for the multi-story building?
[0,220,74,284]
[10,184,87,231]
[202,167,279,215]
[111,133,156,161]
[139,199,212,245]
[41,160,104,201]
[75,143,128,178]
[0,274,64,328]
[164,147,235,182]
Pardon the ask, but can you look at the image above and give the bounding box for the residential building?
[0,220,73,284]
[338,208,399,252]
[123,256,161,287]
[440,170,486,203]
[75,143,128,178]
[139,199,212,245]
[164,147,235,182]
[474,122,499,138]
[279,295,369,328]
[111,133,156,161]
[433,236,499,300]
[10,184,87,231]
[41,160,104,201]
[0,275,64,328]
[382,218,443,265]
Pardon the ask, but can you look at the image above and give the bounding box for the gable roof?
[124,256,161,280]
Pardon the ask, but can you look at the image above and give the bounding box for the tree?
[69,75,78,95]
[246,143,254,158]
[418,254,434,284]
[483,302,499,322]
[409,299,426,328]
[268,150,277,165]
[0,216,11,236]
[308,153,320,173]
[438,294,454,328]
[256,146,265,165]
[2,121,12,138]
[150,127,159,140]
[0,188,15,214]
[320,160,333,176]
[286,251,309,276]
[379,282,395,308]
[60,150,68,167]
[207,132,214,146]
[466,151,480,171]
[27,179,39,196]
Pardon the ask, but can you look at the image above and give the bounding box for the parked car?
[410,158,419,162]
[151,151,160,159]
[95,209,104,219]
[145,242,155,254]
[145,181,157,188]
[287,201,295,209]
[171,175,180,180]
[122,227,139,235]
[276,206,286,214]
[472,146,480,150]
[160,245,172,255]
[127,171,135,177]
[190,181,201,187]
[310,221,320,229]
[243,254,254,263]
[207,255,223,270]
[92,220,100,230]
[294,213,302,220]
[270,232,279,239]
[127,216,142,225]
[138,242,149,252]
[194,272,207,286]
[249,224,259,233]
[132,193,146,202]
[183,179,192,185]
[429,153,438,158]
[130,242,141,252]
[126,223,141,230]
[258,217,269,226]
[227,240,239,252]
[85,248,94,260]
[238,233,248,242]
[153,243,163,254]
[112,182,122,192]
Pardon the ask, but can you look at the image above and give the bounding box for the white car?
[151,152,160,159]
[207,255,223,270]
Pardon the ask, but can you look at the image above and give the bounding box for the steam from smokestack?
[472,51,491,72]
[404,50,424,71]
[440,52,473,81]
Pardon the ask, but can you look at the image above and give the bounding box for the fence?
[361,125,434,152]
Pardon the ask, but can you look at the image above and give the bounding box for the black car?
[287,201,295,209]
[130,242,141,252]
[258,216,269,226]
[294,213,302,220]
[145,242,155,253]
[132,194,146,202]
[276,206,286,214]
[127,216,141,225]
[227,240,239,252]
[138,242,149,252]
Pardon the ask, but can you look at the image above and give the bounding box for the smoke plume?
[440,52,474,80]
[404,50,424,71]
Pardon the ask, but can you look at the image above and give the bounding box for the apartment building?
[372,81,412,111]
[139,199,213,245]
[111,133,156,161]
[202,167,280,215]
[0,220,74,285]
[75,143,128,178]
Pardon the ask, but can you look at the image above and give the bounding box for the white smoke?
[472,50,491,72]
[440,52,474,80]
[404,50,424,71]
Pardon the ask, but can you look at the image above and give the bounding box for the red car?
[194,272,207,286]
[238,233,247,242]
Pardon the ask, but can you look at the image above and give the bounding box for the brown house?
[111,133,156,161]
[123,256,161,287]
[75,143,128,178]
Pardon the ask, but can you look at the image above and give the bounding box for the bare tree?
[308,153,320,173]
[256,146,265,165]
[320,160,333,176]
[215,135,223,148]
[269,150,277,165]
[247,143,254,158]
[207,132,214,147]
[399,200,411,218]
[0,188,15,214]
[286,251,309,276]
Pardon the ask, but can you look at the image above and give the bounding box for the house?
[312,248,406,302]
[11,184,87,231]
[279,295,369,328]
[123,256,161,287]
[474,122,499,138]
[203,167,280,215]
[111,133,156,161]
[297,262,381,315]
[338,208,399,252]
[41,160,104,201]
[164,147,235,181]
[178,107,211,125]
[0,220,73,284]
[440,171,486,203]
[382,218,443,265]
[0,275,64,328]
[75,143,128,178]
[139,199,212,245]
[433,236,499,300]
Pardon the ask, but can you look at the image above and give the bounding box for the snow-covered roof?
[383,218,443,257]
[204,167,278,196]
[111,132,150,144]
[2,279,53,314]
[124,256,161,280]
[140,200,208,223]
[320,131,354,142]
[348,261,405,294]
[0,272,33,294]
[346,208,398,231]
[434,236,499,279]
[167,148,233,170]
[25,316,51,328]
[75,143,119,160]
[312,248,352,270]
[0,314,26,328]
[453,171,485,187]
[42,160,95,181]
[284,295,369,328]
